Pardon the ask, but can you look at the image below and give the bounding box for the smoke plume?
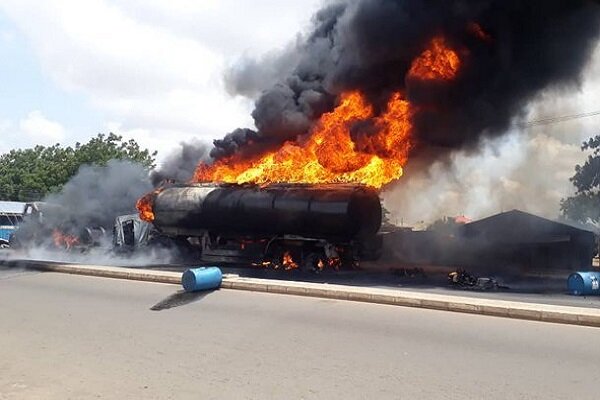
[215,0,600,162]
[383,38,600,225]
[150,139,210,186]
[10,160,178,265]
[44,160,153,229]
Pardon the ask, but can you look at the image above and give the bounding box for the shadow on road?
[150,289,216,311]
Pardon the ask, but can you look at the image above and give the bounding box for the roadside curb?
[223,277,600,328]
[5,260,600,328]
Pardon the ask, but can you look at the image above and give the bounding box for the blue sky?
[0,10,104,151]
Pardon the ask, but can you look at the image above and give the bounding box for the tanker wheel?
[301,252,323,273]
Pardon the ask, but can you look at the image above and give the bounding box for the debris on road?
[448,269,506,291]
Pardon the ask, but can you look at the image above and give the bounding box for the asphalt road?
[1,268,600,400]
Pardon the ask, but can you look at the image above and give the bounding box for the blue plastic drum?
[568,271,600,296]
[182,267,222,292]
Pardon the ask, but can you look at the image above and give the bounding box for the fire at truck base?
[122,183,384,272]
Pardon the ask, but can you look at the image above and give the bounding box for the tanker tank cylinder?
[151,183,382,239]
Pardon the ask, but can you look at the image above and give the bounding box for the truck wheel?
[301,252,322,273]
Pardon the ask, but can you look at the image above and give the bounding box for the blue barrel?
[568,272,600,296]
[182,267,222,292]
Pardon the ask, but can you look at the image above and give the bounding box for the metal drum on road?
[568,271,600,296]
[182,267,222,292]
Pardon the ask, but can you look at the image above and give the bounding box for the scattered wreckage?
[8,202,106,252]
[448,269,507,291]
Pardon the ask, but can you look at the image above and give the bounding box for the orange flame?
[194,91,413,189]
[138,34,465,223]
[408,36,460,81]
[52,229,79,250]
[194,35,463,189]
[136,188,163,222]
[282,251,298,270]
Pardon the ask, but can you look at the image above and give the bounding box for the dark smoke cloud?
[150,139,210,185]
[215,0,600,160]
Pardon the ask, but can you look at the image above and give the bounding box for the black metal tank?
[152,183,382,240]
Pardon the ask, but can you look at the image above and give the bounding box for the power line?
[520,110,600,127]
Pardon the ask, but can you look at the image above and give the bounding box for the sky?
[0,0,322,158]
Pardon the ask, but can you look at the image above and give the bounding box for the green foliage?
[0,133,157,201]
[561,135,600,225]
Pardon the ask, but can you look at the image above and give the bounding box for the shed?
[462,209,595,271]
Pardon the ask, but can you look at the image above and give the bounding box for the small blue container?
[182,267,222,292]
[568,271,600,296]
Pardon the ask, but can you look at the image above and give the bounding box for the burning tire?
[301,252,324,273]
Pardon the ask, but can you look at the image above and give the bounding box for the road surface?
[1,268,599,399]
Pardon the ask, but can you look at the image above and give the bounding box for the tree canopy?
[0,133,156,201]
[561,134,600,226]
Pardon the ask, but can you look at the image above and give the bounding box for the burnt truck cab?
[10,202,106,250]
[142,183,383,271]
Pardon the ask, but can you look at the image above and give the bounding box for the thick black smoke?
[216,0,600,160]
[150,139,210,186]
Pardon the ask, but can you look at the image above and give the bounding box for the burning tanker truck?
[128,183,383,271]
[124,1,600,271]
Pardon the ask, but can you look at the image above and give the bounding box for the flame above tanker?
[193,36,460,189]
[195,91,412,188]
[408,36,460,81]
[147,0,600,209]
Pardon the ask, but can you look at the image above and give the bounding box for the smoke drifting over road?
[217,0,600,161]
[10,160,176,265]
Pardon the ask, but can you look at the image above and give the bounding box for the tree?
[0,133,157,201]
[561,135,600,225]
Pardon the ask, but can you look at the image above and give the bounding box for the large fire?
[137,35,463,221]
[193,36,460,189]
[195,91,412,188]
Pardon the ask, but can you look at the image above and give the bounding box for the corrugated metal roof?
[464,209,594,244]
[0,201,26,214]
